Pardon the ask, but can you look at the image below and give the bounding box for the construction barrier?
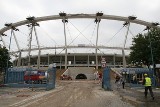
[5,65,56,90]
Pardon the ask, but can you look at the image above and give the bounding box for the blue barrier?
[102,67,155,89]
[118,68,155,87]
[102,68,112,91]
[5,67,56,91]
[46,67,56,90]
[5,68,28,84]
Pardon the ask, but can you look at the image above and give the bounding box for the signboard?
[78,44,85,47]
[129,70,136,74]
[156,64,160,68]
[49,63,56,68]
[8,68,27,72]
[101,57,106,64]
[101,57,106,68]
[102,63,106,68]
[117,68,150,74]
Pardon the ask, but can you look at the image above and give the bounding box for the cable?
[124,29,135,47]
[8,30,13,51]
[106,26,124,45]
[39,26,58,45]
[128,29,135,38]
[57,20,94,55]
[66,24,77,53]
[12,31,29,48]
[90,23,97,42]
[69,20,94,45]
[69,20,107,57]
[87,23,97,53]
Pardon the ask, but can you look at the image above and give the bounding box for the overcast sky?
[0,0,160,58]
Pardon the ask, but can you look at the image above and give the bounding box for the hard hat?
[144,73,148,76]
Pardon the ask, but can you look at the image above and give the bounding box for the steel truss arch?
[0,13,159,68]
[0,13,160,34]
[1,13,159,53]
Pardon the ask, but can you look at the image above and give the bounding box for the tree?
[0,46,12,73]
[129,28,160,67]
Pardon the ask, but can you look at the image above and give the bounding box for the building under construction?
[12,53,129,69]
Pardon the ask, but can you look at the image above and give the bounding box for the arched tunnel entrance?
[76,74,87,79]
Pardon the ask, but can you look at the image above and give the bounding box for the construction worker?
[142,73,154,100]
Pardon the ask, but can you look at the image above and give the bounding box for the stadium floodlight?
[26,16,35,21]
[128,16,137,20]
[5,23,19,31]
[62,19,68,23]
[96,12,103,16]
[5,23,12,27]
[144,26,151,31]
[1,33,7,36]
[123,21,129,26]
[34,23,40,26]
[94,18,101,24]
[151,22,159,26]
[11,26,19,31]
[59,12,67,17]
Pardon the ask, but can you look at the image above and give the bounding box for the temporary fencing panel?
[120,68,155,87]
[5,68,27,84]
[5,66,56,91]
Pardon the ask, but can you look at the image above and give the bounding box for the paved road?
[2,80,134,107]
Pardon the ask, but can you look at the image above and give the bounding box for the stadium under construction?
[12,53,129,69]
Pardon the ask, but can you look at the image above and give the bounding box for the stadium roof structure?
[0,12,160,69]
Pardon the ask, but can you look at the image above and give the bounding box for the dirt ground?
[0,80,134,107]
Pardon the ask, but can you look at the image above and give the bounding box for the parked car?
[60,75,72,80]
[24,70,48,84]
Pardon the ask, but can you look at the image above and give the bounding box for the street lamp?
[144,23,159,87]
[144,26,154,69]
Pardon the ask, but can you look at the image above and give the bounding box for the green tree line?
[129,28,160,67]
[0,46,12,73]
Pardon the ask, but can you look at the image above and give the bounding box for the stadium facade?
[12,53,129,69]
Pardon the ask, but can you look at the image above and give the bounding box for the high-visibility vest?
[144,77,152,86]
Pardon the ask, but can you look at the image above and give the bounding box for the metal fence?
[5,66,56,90]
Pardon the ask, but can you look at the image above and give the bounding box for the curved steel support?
[28,26,34,67]
[95,16,101,69]
[34,26,41,69]
[12,30,22,67]
[122,22,130,68]
[1,14,159,34]
[61,14,68,69]
[0,13,159,69]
